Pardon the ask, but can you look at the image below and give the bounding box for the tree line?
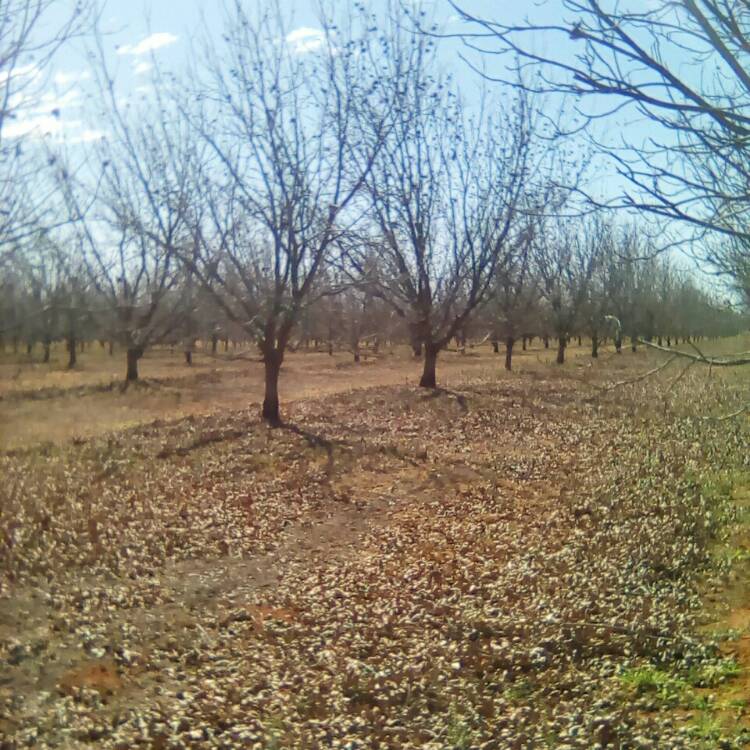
[0,1,747,424]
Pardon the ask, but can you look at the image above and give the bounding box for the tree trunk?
[522,336,527,351]
[591,331,599,359]
[657,335,663,347]
[666,336,671,347]
[67,334,77,369]
[126,347,141,382]
[211,334,218,354]
[109,340,114,356]
[419,345,438,388]
[184,349,192,366]
[543,335,549,349]
[26,342,32,356]
[492,339,499,354]
[556,335,566,365]
[12,336,18,354]
[577,335,582,346]
[42,340,50,363]
[262,352,282,425]
[615,334,622,354]
[505,336,514,371]
[631,336,637,353]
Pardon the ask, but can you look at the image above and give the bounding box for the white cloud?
[69,128,107,144]
[53,70,91,86]
[0,63,40,86]
[3,114,68,139]
[40,89,82,110]
[3,113,106,144]
[116,32,178,56]
[133,61,153,75]
[286,27,326,55]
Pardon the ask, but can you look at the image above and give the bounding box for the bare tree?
[181,1,386,424]
[488,239,537,370]
[1,0,90,265]
[352,13,545,388]
[58,141,185,382]
[534,214,603,364]
[449,0,750,301]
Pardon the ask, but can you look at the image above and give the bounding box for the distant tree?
[534,214,603,364]
[353,10,544,388]
[488,236,537,370]
[450,0,750,318]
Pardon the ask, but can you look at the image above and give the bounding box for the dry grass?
[0,335,748,748]
[1,339,610,449]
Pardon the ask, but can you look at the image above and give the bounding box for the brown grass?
[0,339,606,448]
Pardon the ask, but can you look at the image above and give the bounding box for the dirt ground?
[0,340,598,449]
[0,339,749,748]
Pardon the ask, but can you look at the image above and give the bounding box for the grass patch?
[619,657,741,707]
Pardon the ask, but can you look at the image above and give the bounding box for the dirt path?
[692,479,750,735]
[0,344,601,449]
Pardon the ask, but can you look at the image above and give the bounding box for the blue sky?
[17,1,567,143]
[7,0,665,212]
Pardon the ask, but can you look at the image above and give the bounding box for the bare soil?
[0,342,748,748]
[0,341,596,449]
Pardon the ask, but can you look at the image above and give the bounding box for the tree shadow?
[421,387,469,413]
[279,421,338,476]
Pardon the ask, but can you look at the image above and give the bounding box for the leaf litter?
[1,365,749,748]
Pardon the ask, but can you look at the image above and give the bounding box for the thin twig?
[595,354,677,391]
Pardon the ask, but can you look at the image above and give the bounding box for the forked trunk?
[419,345,438,388]
[556,335,566,365]
[505,336,514,371]
[126,347,142,382]
[262,352,282,426]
